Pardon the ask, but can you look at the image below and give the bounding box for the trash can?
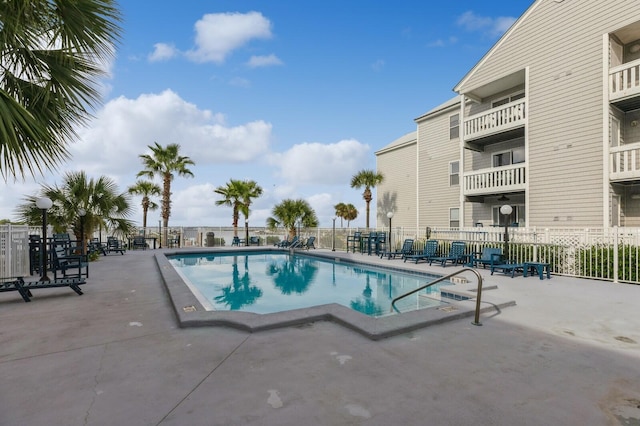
[206,232,215,247]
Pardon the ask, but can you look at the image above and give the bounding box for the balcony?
[609,59,640,107]
[463,99,526,144]
[610,142,640,182]
[463,164,527,197]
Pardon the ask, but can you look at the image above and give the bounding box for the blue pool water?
[167,251,452,317]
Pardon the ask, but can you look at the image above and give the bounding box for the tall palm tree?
[266,199,318,238]
[15,171,134,247]
[214,179,245,237]
[350,169,384,229]
[239,180,263,226]
[0,0,122,180]
[128,180,161,233]
[137,142,194,242]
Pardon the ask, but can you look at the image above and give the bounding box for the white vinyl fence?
[9,225,640,284]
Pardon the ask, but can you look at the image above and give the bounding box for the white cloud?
[269,139,370,186]
[186,12,273,63]
[456,11,516,38]
[71,89,273,178]
[148,43,178,62]
[247,54,283,68]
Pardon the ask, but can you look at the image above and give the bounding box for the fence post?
[613,226,619,283]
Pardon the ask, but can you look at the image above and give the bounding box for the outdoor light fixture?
[500,204,513,261]
[36,197,53,281]
[332,216,337,251]
[78,208,86,256]
[245,218,249,246]
[387,211,394,250]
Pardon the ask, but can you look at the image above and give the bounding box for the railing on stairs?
[390,268,485,326]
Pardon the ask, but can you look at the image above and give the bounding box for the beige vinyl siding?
[417,107,461,228]
[375,138,417,229]
[457,0,640,227]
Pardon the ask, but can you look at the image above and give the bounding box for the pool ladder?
[390,268,485,326]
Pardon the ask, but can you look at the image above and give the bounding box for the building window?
[450,208,460,228]
[491,92,525,108]
[449,114,459,139]
[493,148,525,167]
[493,205,525,226]
[449,161,459,186]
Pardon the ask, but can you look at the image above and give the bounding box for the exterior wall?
[416,105,461,228]
[457,0,640,228]
[375,137,417,228]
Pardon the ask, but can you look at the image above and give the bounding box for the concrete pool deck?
[1,247,639,425]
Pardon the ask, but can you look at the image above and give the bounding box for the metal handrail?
[390,268,485,326]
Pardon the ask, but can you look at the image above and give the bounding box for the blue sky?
[2,0,533,228]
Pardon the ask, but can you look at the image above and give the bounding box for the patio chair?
[375,232,386,255]
[52,244,89,279]
[346,232,362,253]
[429,241,467,267]
[106,237,126,255]
[231,236,241,246]
[249,236,261,246]
[274,236,290,247]
[363,232,378,255]
[468,247,504,269]
[404,240,439,264]
[88,238,107,256]
[132,236,147,250]
[289,236,303,248]
[380,238,415,259]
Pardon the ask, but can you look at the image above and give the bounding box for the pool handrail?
[390,268,485,326]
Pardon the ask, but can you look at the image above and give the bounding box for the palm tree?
[214,179,244,237]
[239,180,263,226]
[266,199,319,238]
[15,171,134,248]
[215,179,263,237]
[128,180,161,233]
[0,1,122,180]
[334,202,348,227]
[344,203,358,227]
[137,142,194,242]
[350,169,384,229]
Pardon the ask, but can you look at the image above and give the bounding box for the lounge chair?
[88,238,107,256]
[289,236,303,248]
[301,236,316,250]
[346,232,362,253]
[1,276,86,302]
[404,240,439,264]
[274,237,290,247]
[429,241,467,267]
[468,247,504,269]
[380,238,414,259]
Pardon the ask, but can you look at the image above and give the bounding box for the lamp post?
[245,218,249,246]
[500,204,513,262]
[158,220,162,249]
[78,208,86,256]
[332,216,337,251]
[36,197,53,281]
[387,211,394,251]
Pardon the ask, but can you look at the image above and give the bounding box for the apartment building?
[377,0,640,229]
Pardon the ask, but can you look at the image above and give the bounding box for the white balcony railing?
[610,142,640,181]
[463,164,526,196]
[609,59,640,101]
[463,99,526,141]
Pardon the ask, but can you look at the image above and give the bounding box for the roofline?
[375,138,416,156]
[453,0,540,93]
[414,97,460,122]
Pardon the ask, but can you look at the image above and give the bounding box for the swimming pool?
[167,251,452,317]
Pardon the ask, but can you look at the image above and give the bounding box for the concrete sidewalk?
[1,249,639,426]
